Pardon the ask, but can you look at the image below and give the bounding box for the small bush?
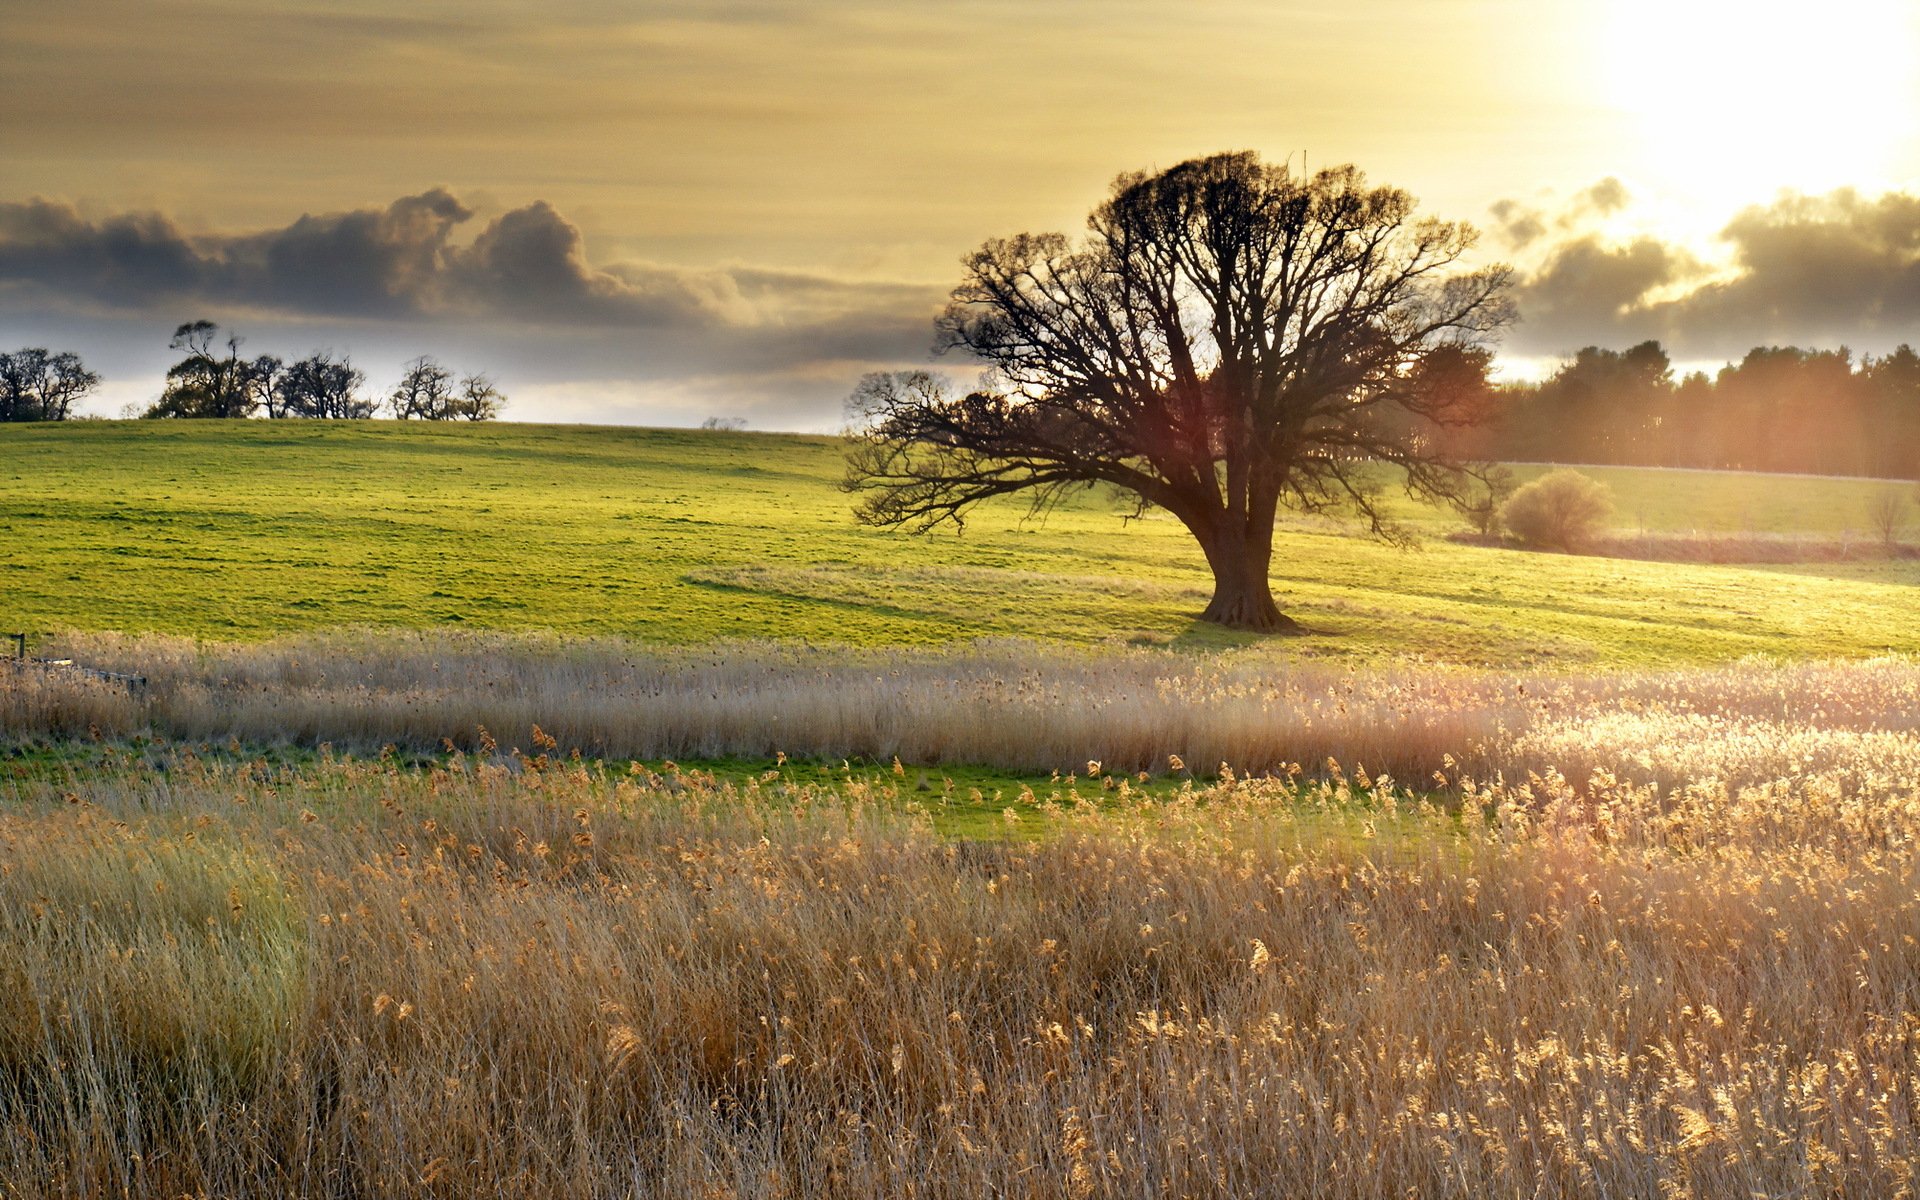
[1499,469,1614,552]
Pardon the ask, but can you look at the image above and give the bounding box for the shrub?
[1499,469,1614,552]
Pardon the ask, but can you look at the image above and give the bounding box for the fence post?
[7,633,22,661]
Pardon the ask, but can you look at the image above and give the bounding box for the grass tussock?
[3,741,1920,1196]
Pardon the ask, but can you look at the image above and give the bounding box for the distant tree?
[1866,488,1910,552]
[453,372,504,421]
[273,351,373,419]
[701,416,748,432]
[1502,342,1674,466]
[1499,469,1613,553]
[387,357,502,420]
[387,357,454,420]
[0,348,100,421]
[1863,345,1920,478]
[1666,370,1719,469]
[844,151,1513,631]
[1472,341,1920,478]
[1714,346,1867,475]
[145,321,280,419]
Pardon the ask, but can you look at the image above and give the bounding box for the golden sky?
[4,0,1920,424]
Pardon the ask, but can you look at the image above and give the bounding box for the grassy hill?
[2,420,1916,666]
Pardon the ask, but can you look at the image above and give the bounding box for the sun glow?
[1604,0,1919,221]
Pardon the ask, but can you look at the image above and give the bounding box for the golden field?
[5,640,1920,1196]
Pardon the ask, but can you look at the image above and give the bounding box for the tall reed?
[2,742,1918,1196]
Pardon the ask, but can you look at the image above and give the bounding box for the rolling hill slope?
[2,420,1916,666]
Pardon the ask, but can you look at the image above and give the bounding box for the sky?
[4,0,1920,427]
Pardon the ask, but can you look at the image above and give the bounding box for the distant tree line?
[0,321,503,422]
[145,321,502,421]
[1430,340,1920,479]
[0,348,102,421]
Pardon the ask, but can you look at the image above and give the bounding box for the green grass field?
[3,420,1916,666]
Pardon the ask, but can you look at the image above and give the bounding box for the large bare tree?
[845,152,1514,631]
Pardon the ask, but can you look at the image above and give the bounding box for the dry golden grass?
[4,703,1920,1196]
[11,632,1920,788]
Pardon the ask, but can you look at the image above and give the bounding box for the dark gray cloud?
[1699,189,1920,345]
[47,180,1920,423]
[0,188,946,427]
[0,201,211,307]
[225,188,474,317]
[0,188,933,330]
[1508,185,1920,359]
[1510,234,1704,351]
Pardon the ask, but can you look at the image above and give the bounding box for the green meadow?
[2,419,1916,667]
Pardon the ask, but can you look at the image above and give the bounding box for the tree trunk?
[1197,531,1302,633]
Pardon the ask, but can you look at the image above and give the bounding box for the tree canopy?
[846,151,1513,630]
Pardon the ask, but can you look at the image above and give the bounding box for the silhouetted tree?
[1863,345,1920,478]
[273,351,373,419]
[0,348,100,421]
[145,321,280,419]
[1714,347,1866,474]
[1475,342,1919,479]
[1666,370,1719,468]
[454,372,504,421]
[387,357,455,420]
[845,152,1513,630]
[1497,343,1674,466]
[387,357,502,420]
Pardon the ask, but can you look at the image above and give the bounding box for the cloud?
[225,188,474,317]
[1572,177,1629,219]
[0,188,949,427]
[1488,198,1547,251]
[1694,189,1920,346]
[1486,178,1632,254]
[1511,234,1705,351]
[0,188,936,330]
[1506,184,1920,360]
[0,189,470,317]
[0,201,211,307]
